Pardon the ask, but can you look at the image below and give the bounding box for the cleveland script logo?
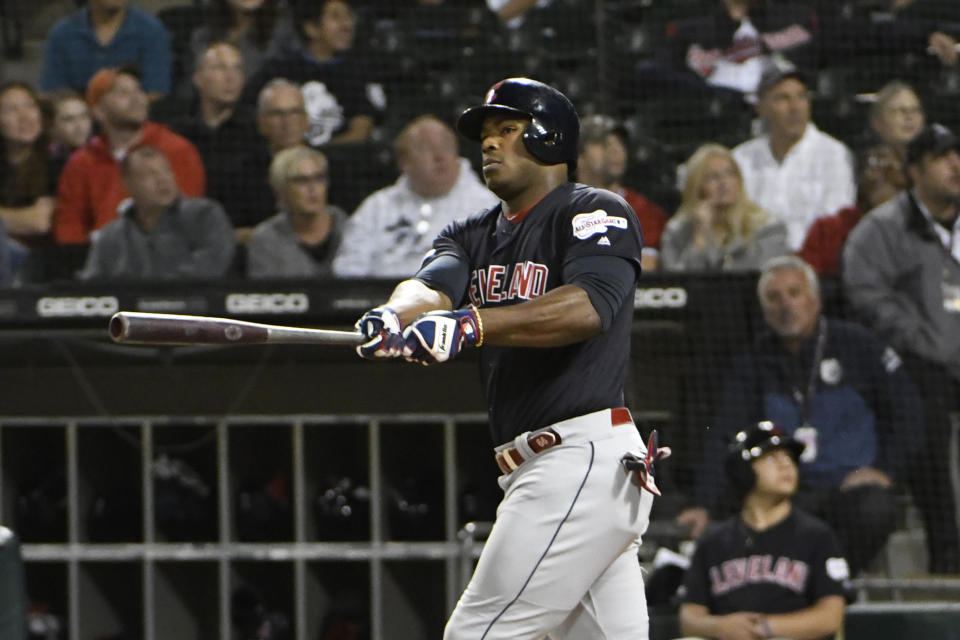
[469,261,549,306]
[572,209,627,240]
[709,555,809,596]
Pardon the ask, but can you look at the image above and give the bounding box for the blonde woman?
[661,144,788,271]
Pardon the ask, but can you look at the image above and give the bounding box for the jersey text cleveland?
[469,261,549,306]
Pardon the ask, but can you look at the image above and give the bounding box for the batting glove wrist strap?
[402,308,481,365]
[355,306,404,360]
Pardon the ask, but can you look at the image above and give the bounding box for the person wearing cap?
[843,122,960,574]
[577,114,668,272]
[39,0,172,99]
[53,67,206,247]
[678,421,848,640]
[678,255,922,576]
[732,67,855,251]
[332,115,497,278]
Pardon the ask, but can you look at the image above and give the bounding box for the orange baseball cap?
[85,65,141,107]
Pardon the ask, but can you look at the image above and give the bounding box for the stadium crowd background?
[1,0,960,638]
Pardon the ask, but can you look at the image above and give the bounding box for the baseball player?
[679,422,848,640]
[354,77,667,639]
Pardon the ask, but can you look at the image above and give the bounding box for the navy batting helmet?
[725,421,805,497]
[456,77,580,171]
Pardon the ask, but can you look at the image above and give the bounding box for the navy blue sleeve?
[563,255,638,331]
[414,252,470,308]
[806,524,852,602]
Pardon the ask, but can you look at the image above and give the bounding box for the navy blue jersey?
[680,509,851,616]
[416,183,643,444]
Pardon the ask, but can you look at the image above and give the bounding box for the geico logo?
[36,296,119,317]
[635,288,688,308]
[226,293,309,314]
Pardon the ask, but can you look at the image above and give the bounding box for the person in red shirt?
[53,66,205,245]
[577,114,668,272]
[798,143,905,277]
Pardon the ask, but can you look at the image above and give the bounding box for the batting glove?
[355,306,405,360]
[621,430,672,496]
[401,307,482,366]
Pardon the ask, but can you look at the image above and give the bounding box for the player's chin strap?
[621,430,672,497]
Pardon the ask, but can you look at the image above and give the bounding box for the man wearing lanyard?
[677,255,923,576]
[843,123,960,574]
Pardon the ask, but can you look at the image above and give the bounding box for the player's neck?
[741,494,792,531]
[500,169,566,216]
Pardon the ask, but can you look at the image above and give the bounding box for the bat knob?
[109,312,129,342]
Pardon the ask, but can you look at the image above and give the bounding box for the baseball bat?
[109,312,365,346]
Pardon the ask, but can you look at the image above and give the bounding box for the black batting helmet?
[725,421,805,498]
[456,77,580,171]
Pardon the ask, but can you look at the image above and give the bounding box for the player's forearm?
[766,596,844,639]
[384,279,452,325]
[477,284,602,347]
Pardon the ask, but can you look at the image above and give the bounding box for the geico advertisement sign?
[37,296,119,317]
[634,287,688,308]
[226,293,309,314]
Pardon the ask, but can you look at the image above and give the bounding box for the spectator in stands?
[799,143,906,277]
[227,78,309,244]
[0,82,55,241]
[843,123,960,574]
[863,81,926,160]
[650,0,817,98]
[244,0,382,146]
[576,115,668,272]
[43,89,93,166]
[247,146,345,279]
[661,143,788,272]
[733,66,856,250]
[80,145,234,280]
[39,0,172,99]
[158,42,257,244]
[679,421,847,640]
[54,67,206,246]
[678,255,921,576]
[189,0,295,83]
[333,115,495,278]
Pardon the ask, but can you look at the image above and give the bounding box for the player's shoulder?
[441,201,501,236]
[559,184,637,227]
[567,183,632,211]
[827,317,880,345]
[791,507,838,540]
[695,516,741,550]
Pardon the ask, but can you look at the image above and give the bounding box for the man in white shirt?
[733,67,855,249]
[333,115,497,278]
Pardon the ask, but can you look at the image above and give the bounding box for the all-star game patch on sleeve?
[561,185,645,275]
